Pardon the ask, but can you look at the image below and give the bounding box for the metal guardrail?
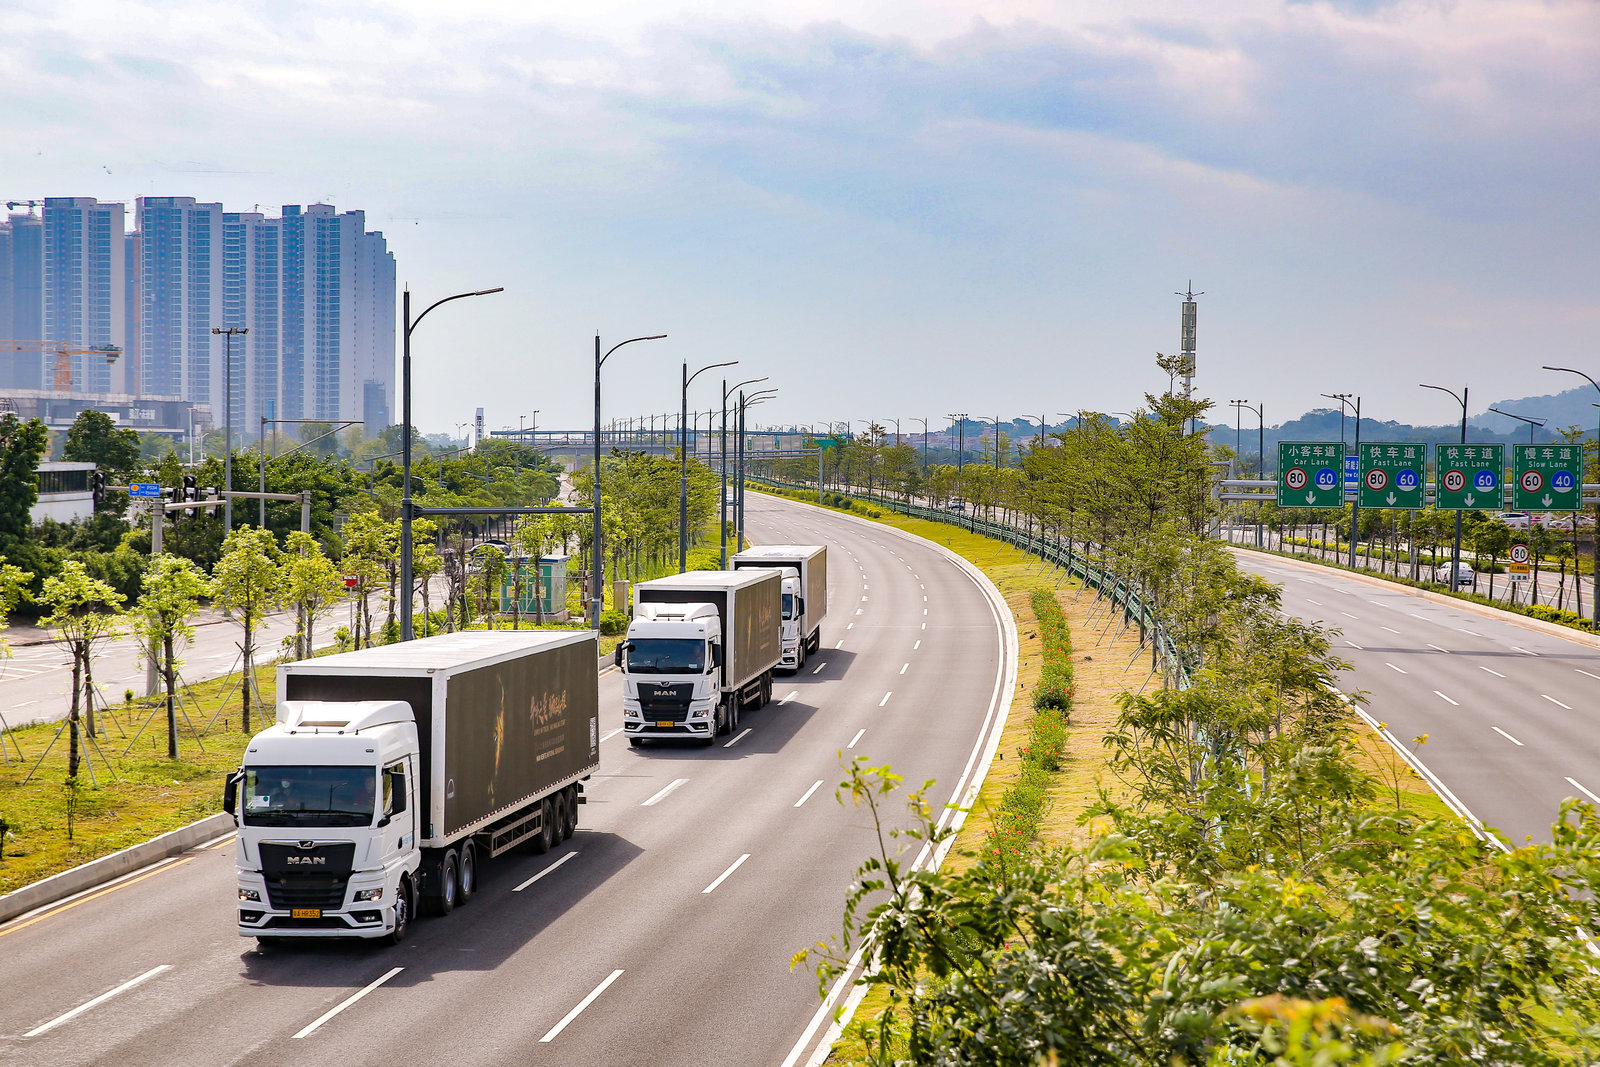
[751,477,1190,688]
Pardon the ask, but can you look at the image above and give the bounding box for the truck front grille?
[264,875,351,911]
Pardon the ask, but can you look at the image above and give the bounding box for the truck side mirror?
[223,771,241,817]
[614,644,624,667]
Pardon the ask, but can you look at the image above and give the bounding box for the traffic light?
[91,470,105,508]
[182,474,197,521]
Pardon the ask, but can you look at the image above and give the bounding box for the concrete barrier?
[0,812,235,927]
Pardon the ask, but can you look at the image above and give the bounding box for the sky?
[2,0,1597,436]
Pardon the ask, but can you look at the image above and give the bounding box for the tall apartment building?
[0,211,45,388]
[42,197,127,393]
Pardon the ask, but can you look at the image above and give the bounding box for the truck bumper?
[237,871,396,939]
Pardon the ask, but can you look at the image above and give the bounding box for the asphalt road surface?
[1234,548,1600,847]
[0,492,1014,1067]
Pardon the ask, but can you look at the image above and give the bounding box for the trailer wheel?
[429,852,458,916]
[562,786,578,838]
[388,878,413,945]
[809,630,820,654]
[531,798,557,854]
[456,843,477,905]
[761,674,772,707]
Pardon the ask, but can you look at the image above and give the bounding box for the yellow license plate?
[656,720,674,728]
[291,908,322,919]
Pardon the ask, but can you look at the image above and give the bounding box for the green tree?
[38,561,125,776]
[280,531,344,660]
[339,512,394,647]
[0,556,35,679]
[0,414,50,567]
[131,554,211,759]
[62,409,142,491]
[211,526,281,731]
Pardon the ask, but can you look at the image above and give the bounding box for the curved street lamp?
[736,388,778,548]
[400,286,504,641]
[1420,382,1469,593]
[592,333,668,627]
[721,376,767,566]
[1542,365,1600,624]
[681,360,738,571]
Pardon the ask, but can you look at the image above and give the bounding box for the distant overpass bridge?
[488,427,820,462]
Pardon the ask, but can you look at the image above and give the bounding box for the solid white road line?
[1434,690,1458,706]
[1385,663,1407,674]
[1479,666,1506,678]
[292,967,403,1040]
[515,852,577,892]
[794,781,824,807]
[540,970,624,1042]
[25,965,172,1037]
[641,779,688,806]
[1566,777,1600,806]
[1493,727,1524,746]
[1426,644,1451,654]
[848,729,865,749]
[723,728,752,749]
[599,728,623,743]
[878,692,891,707]
[1577,669,1600,681]
[703,854,750,894]
[899,663,908,675]
[1543,694,1573,710]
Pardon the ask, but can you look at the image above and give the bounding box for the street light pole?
[1542,365,1600,626]
[946,413,967,507]
[1231,400,1264,547]
[1421,383,1468,591]
[211,326,247,532]
[1322,393,1361,567]
[737,389,777,549]
[400,285,504,642]
[681,360,737,571]
[1488,406,1544,447]
[720,376,766,567]
[591,332,668,628]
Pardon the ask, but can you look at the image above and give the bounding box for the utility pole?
[211,326,247,532]
[946,413,968,508]
[1421,384,1468,590]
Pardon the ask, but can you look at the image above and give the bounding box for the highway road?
[0,492,1015,1067]
[1234,548,1600,847]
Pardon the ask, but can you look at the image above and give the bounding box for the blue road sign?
[128,482,162,499]
[1344,454,1359,487]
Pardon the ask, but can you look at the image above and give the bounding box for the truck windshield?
[781,593,796,621]
[243,766,376,827]
[628,638,706,674]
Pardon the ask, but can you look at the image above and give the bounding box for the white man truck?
[731,544,828,672]
[226,630,599,945]
[620,569,782,746]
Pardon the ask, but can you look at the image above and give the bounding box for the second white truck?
[620,569,782,745]
[732,544,828,671]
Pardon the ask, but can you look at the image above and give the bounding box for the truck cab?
[621,603,725,744]
[229,699,419,943]
[778,569,804,670]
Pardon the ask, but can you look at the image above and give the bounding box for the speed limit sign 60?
[1520,470,1543,494]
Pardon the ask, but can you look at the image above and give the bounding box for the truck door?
[381,759,414,864]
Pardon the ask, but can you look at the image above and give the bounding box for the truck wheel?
[531,798,557,854]
[796,643,805,670]
[563,786,579,837]
[628,736,644,748]
[761,675,772,707]
[730,699,740,733]
[429,852,458,916]
[388,879,413,945]
[456,843,477,905]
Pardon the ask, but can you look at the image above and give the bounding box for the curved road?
[1235,548,1600,847]
[0,492,1014,1067]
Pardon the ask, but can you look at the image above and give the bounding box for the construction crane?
[0,340,121,391]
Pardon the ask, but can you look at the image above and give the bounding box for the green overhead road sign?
[1357,442,1426,509]
[1433,443,1504,511]
[1512,444,1582,512]
[1277,442,1344,508]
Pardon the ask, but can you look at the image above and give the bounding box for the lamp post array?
[591,333,668,629]
[1419,383,1468,592]
[1542,366,1600,626]
[721,377,767,566]
[681,360,737,571]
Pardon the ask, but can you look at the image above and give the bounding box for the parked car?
[1434,562,1476,589]
[1494,512,1532,530]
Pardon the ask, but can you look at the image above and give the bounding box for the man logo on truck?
[286,855,327,866]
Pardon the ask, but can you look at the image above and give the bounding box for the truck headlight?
[238,888,261,902]
[353,888,383,902]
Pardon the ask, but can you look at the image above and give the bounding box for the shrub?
[599,608,629,636]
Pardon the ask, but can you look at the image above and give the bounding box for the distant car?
[1544,515,1576,532]
[1494,512,1532,530]
[1435,562,1476,589]
[945,501,966,512]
